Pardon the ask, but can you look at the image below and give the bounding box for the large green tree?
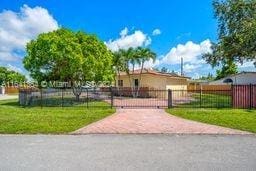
[215,60,238,80]
[203,0,256,78]
[23,28,114,85]
[0,67,26,85]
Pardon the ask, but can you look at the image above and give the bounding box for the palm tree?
[114,47,156,97]
[122,48,138,96]
[113,50,126,94]
[135,47,156,97]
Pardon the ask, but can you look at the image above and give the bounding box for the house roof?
[208,71,256,84]
[214,71,256,81]
[119,69,190,79]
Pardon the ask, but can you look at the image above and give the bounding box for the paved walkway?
[74,109,250,134]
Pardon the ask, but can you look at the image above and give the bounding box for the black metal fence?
[18,86,255,109]
[170,89,232,108]
[19,88,112,108]
[112,89,169,108]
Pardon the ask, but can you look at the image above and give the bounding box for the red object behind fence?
[232,85,256,109]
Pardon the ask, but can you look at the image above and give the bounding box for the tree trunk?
[126,62,135,97]
[72,87,82,102]
[136,62,144,97]
[117,69,121,96]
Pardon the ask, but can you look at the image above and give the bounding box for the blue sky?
[0,0,254,78]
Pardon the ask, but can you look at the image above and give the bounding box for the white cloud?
[105,28,151,52]
[0,5,58,63]
[161,39,212,65]
[152,29,161,36]
[183,63,201,73]
[192,73,201,79]
[237,61,255,68]
[143,58,160,69]
[120,27,128,38]
[0,52,19,61]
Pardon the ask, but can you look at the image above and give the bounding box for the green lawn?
[0,99,115,134]
[166,108,256,133]
[179,93,231,108]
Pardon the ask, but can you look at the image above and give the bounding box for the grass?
[0,99,115,134]
[180,93,231,108]
[166,108,256,133]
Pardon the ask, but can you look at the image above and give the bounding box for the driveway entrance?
[73,109,249,134]
[112,89,170,108]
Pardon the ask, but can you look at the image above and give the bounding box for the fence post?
[200,86,202,108]
[249,84,252,109]
[61,88,64,107]
[168,89,172,109]
[110,86,113,109]
[86,88,89,109]
[231,84,233,108]
[40,88,43,109]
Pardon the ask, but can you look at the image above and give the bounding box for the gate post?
[168,89,172,108]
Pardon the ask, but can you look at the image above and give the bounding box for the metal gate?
[112,89,170,108]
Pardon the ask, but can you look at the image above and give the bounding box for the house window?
[118,80,123,87]
[134,79,139,87]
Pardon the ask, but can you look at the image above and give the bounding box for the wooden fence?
[232,85,256,109]
[5,87,19,94]
[188,85,232,95]
[188,84,231,91]
[188,84,255,109]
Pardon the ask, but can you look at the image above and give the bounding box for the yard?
[0,99,115,134]
[166,108,256,133]
[168,93,256,133]
[175,92,232,108]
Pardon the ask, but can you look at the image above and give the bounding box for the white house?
[209,72,256,85]
[0,86,5,95]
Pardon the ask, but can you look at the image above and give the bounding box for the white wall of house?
[209,72,256,85]
[0,86,5,95]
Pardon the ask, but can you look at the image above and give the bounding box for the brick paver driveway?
[73,109,250,134]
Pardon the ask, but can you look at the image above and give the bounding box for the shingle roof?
[119,69,190,79]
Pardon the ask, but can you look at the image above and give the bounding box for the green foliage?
[135,47,156,68]
[0,67,26,85]
[203,0,256,67]
[160,67,168,73]
[215,60,238,79]
[113,47,156,87]
[23,28,114,83]
[76,31,114,81]
[199,73,215,81]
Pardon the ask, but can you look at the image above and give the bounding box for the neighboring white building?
[0,86,5,95]
[209,72,256,85]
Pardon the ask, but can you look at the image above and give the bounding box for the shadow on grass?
[0,99,112,110]
[0,100,20,107]
[245,109,256,113]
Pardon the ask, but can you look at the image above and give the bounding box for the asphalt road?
[0,134,255,171]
